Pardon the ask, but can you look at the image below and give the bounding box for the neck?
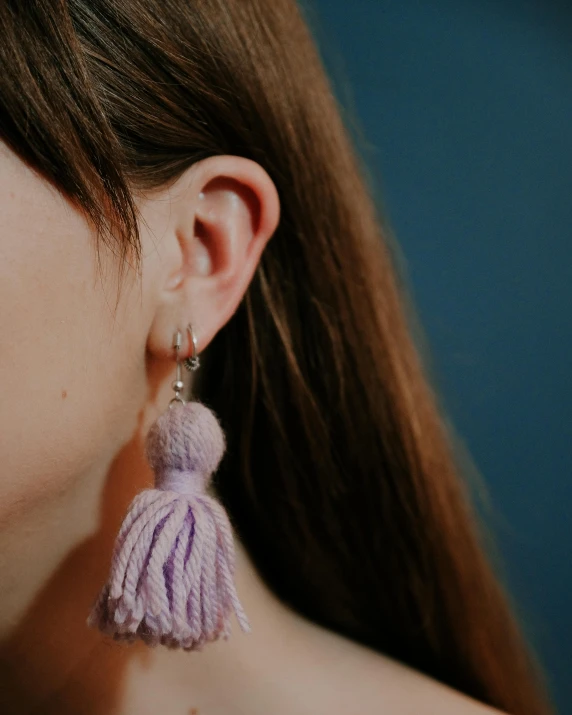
[0,425,305,715]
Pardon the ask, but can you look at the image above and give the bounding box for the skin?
[0,140,504,714]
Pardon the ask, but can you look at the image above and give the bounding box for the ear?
[143,154,280,362]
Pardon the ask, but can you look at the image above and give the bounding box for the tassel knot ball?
[146,401,226,494]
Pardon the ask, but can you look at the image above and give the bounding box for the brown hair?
[0,1,554,712]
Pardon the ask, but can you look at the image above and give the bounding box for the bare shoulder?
[352,644,507,715]
[290,613,507,715]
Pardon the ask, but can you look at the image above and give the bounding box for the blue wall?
[310,0,571,711]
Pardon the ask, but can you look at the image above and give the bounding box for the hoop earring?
[183,322,200,372]
[87,323,250,650]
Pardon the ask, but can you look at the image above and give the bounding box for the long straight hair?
[0,1,554,712]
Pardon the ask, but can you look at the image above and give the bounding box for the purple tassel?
[87,401,251,650]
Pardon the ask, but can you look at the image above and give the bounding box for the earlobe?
[145,154,280,364]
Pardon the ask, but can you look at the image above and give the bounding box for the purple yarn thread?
[87,401,251,650]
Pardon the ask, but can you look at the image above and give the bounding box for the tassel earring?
[87,323,251,650]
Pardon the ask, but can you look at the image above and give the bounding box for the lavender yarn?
[87,401,251,650]
[146,401,226,491]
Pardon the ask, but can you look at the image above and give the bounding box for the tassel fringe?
[87,401,251,651]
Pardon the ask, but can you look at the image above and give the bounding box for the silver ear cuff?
[183,323,200,372]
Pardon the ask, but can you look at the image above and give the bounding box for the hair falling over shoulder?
[0,1,554,712]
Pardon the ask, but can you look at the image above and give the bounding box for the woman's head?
[0,1,554,713]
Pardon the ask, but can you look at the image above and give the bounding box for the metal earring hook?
[169,329,186,408]
[168,323,200,408]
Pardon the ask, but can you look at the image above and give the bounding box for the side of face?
[0,142,151,526]
[0,141,280,528]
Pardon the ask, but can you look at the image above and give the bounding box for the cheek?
[0,155,147,524]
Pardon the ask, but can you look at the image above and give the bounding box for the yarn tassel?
[87,401,251,650]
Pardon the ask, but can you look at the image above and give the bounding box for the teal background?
[308,0,572,711]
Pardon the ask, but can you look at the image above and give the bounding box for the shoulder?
[353,646,507,715]
[291,614,507,715]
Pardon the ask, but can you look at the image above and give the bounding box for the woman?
[0,1,554,713]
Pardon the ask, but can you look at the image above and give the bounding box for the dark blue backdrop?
[310,0,571,711]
